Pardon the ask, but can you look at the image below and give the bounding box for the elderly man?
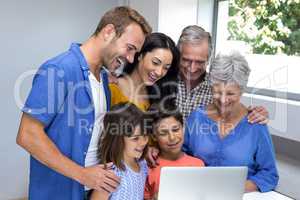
[16,6,151,200]
[175,25,267,122]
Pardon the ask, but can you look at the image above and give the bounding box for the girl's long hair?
[98,102,151,170]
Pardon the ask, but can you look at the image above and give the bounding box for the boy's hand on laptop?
[146,146,160,168]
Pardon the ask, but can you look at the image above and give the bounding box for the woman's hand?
[146,146,160,168]
[247,106,269,124]
[245,180,258,193]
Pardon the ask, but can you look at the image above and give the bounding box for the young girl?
[144,101,205,200]
[91,103,151,200]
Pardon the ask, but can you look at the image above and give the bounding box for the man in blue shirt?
[16,6,151,200]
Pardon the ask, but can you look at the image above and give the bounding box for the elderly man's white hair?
[209,51,251,92]
[177,25,213,62]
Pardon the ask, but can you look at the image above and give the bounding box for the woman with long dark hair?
[110,32,180,111]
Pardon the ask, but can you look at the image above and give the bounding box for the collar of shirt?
[70,43,89,71]
[178,72,210,94]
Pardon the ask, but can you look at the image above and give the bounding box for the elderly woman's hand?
[245,180,258,193]
[247,106,269,124]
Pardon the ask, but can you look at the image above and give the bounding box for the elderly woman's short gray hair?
[209,52,251,91]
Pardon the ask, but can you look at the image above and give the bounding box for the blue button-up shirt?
[22,43,111,200]
[183,106,279,192]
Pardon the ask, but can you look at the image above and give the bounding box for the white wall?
[0,0,118,199]
[125,0,159,31]
[159,0,198,42]
[122,0,214,42]
[158,0,214,42]
[197,0,214,33]
[242,95,300,142]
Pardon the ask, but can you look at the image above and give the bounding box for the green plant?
[228,0,300,55]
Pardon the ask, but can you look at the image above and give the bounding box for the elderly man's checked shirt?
[176,73,213,120]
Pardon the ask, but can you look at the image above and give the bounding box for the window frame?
[212,0,300,102]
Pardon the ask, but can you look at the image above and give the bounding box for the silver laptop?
[158,166,248,200]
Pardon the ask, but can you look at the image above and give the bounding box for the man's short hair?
[177,25,213,62]
[93,6,152,37]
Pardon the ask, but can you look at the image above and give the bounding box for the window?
[214,0,300,101]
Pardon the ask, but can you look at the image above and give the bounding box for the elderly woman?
[183,52,279,192]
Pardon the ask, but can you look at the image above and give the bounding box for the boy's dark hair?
[147,98,183,132]
[93,6,152,37]
[98,102,150,170]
